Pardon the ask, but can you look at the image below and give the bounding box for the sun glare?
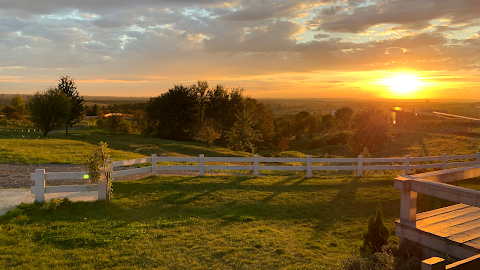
[383,75,422,93]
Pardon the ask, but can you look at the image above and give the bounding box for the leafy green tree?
[57,76,85,135]
[295,111,315,137]
[275,115,294,138]
[1,105,20,119]
[195,118,222,148]
[335,107,354,131]
[86,142,113,205]
[10,94,25,115]
[226,109,263,152]
[145,84,199,140]
[29,87,71,137]
[350,106,393,154]
[106,115,120,135]
[320,114,335,134]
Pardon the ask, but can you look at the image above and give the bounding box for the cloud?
[309,0,480,33]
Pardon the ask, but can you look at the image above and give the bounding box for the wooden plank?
[311,158,358,163]
[411,165,480,183]
[415,207,480,227]
[205,165,253,170]
[463,237,480,251]
[44,172,89,180]
[156,157,199,162]
[204,157,253,162]
[260,166,306,171]
[311,165,357,171]
[416,204,471,221]
[396,221,479,259]
[419,208,480,232]
[434,217,480,238]
[112,157,151,167]
[410,156,443,162]
[114,166,152,177]
[411,180,480,206]
[157,165,199,171]
[260,158,306,163]
[447,154,477,160]
[31,184,99,193]
[448,226,480,244]
[363,157,405,162]
[410,163,443,169]
[364,165,404,170]
[446,254,480,270]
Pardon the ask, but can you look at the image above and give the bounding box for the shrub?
[120,120,133,134]
[362,203,390,253]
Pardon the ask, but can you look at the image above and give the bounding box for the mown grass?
[2,174,479,269]
[0,127,249,164]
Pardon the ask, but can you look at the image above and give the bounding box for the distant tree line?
[143,81,275,152]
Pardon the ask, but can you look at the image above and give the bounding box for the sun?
[383,75,422,93]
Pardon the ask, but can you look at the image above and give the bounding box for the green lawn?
[0,127,250,164]
[2,174,479,269]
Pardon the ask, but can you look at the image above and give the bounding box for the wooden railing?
[31,153,480,203]
[394,166,480,270]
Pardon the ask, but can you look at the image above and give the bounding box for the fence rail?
[30,152,480,202]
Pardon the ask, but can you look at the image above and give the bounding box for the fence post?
[98,167,108,202]
[306,155,312,178]
[357,155,363,177]
[405,155,410,175]
[442,153,447,170]
[151,154,157,176]
[34,169,46,202]
[199,154,204,177]
[254,155,259,177]
[477,152,480,165]
[421,257,446,270]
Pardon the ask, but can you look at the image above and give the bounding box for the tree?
[86,142,113,205]
[335,107,354,131]
[144,84,199,140]
[226,109,263,152]
[57,76,85,135]
[195,118,222,148]
[106,115,120,135]
[275,115,294,138]
[320,114,335,134]
[362,204,390,253]
[350,106,393,154]
[10,94,25,115]
[29,87,71,137]
[1,105,20,119]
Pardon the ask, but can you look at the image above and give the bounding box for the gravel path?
[0,163,201,189]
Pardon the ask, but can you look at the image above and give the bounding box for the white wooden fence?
[31,153,480,202]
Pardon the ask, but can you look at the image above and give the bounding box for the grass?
[0,127,250,164]
[2,174,479,269]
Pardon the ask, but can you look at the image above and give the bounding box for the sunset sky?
[1,0,479,99]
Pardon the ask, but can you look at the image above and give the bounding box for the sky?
[0,0,479,99]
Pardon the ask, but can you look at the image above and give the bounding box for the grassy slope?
[2,174,479,269]
[0,127,250,164]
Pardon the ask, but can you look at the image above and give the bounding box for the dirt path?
[0,163,214,189]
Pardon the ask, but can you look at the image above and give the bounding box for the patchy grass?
[0,127,249,164]
[2,174,477,269]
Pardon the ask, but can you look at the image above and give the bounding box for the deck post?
[151,154,157,176]
[405,155,410,175]
[442,153,447,170]
[400,190,417,222]
[357,155,363,177]
[34,169,46,202]
[199,154,204,177]
[421,257,445,270]
[306,155,312,178]
[254,155,259,177]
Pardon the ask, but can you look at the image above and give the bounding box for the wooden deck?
[396,203,480,260]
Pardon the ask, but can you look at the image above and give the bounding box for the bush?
[120,120,133,134]
[362,204,390,253]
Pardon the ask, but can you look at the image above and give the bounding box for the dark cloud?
[309,0,480,33]
[313,33,329,39]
